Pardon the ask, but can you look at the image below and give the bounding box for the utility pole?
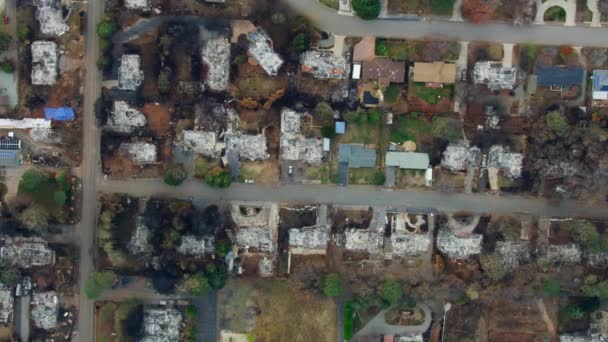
[442,302,452,342]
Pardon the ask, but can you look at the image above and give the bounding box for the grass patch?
[348,168,381,185]
[320,0,339,9]
[305,163,331,184]
[340,122,380,145]
[431,115,462,141]
[431,0,455,15]
[412,83,453,105]
[376,39,418,61]
[390,113,431,144]
[544,6,566,21]
[194,155,219,179]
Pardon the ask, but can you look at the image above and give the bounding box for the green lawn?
[431,0,455,15]
[340,122,380,145]
[390,113,431,144]
[320,0,339,9]
[348,168,382,185]
[18,169,71,220]
[412,83,453,105]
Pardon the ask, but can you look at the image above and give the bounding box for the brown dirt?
[487,299,554,341]
[142,103,172,136]
[128,28,161,101]
[233,63,289,99]
[152,0,259,17]
[240,159,280,184]
[407,96,453,113]
[295,71,345,100]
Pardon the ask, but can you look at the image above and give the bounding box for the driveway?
[353,304,432,338]
[534,0,577,26]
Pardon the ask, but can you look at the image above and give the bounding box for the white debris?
[108,101,147,133]
[473,61,517,90]
[289,225,330,254]
[182,130,223,158]
[177,235,215,257]
[258,257,274,277]
[247,28,284,76]
[31,41,58,85]
[300,50,349,79]
[125,0,149,10]
[345,228,384,254]
[587,251,608,268]
[235,227,273,252]
[36,7,68,37]
[128,217,150,255]
[225,133,269,161]
[495,241,530,271]
[441,142,481,172]
[0,118,51,130]
[118,55,144,91]
[202,37,231,92]
[545,244,582,263]
[31,291,58,330]
[391,233,431,257]
[119,142,157,165]
[488,145,523,178]
[280,108,323,165]
[141,308,184,342]
[0,236,55,268]
[436,226,483,259]
[0,289,13,325]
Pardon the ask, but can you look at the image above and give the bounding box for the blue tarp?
[44,107,75,121]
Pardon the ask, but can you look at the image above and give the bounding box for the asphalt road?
[74,0,103,340]
[283,0,608,47]
[97,178,608,218]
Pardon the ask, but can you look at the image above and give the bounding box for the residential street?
[97,178,608,218]
[74,0,104,340]
[283,0,608,47]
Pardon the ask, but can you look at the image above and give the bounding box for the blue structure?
[335,121,345,134]
[44,107,75,121]
[362,91,380,106]
[536,66,584,89]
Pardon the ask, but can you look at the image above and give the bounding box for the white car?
[245,179,255,184]
[288,165,293,175]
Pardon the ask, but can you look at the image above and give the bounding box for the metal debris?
[177,235,215,258]
[0,289,13,325]
[202,37,231,92]
[125,0,149,10]
[473,61,517,90]
[441,142,481,172]
[119,142,157,165]
[545,244,582,263]
[128,216,150,255]
[182,130,223,158]
[0,236,55,268]
[31,291,58,330]
[36,3,68,37]
[31,41,58,85]
[247,28,284,76]
[108,101,147,133]
[225,133,269,161]
[488,145,523,178]
[141,307,184,342]
[300,50,349,79]
[118,55,144,91]
[436,225,483,259]
[280,109,323,165]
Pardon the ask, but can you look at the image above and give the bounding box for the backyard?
[18,168,75,223]
[390,113,431,144]
[411,83,453,105]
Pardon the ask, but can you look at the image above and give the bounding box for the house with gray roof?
[536,66,584,91]
[386,152,429,170]
[337,144,377,186]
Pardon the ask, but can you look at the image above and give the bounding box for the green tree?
[97,55,110,70]
[566,305,584,320]
[21,206,50,233]
[1,61,13,74]
[542,278,561,297]
[181,273,210,296]
[314,102,334,121]
[85,271,117,299]
[96,17,117,39]
[53,191,67,206]
[99,38,111,52]
[381,279,402,306]
[0,33,12,53]
[164,164,187,186]
[583,281,608,299]
[375,39,389,56]
[207,266,227,289]
[545,111,569,137]
[55,171,67,184]
[384,85,401,103]
[292,33,310,53]
[233,54,247,65]
[321,126,336,139]
[373,171,385,186]
[215,240,230,257]
[158,70,172,94]
[19,169,46,192]
[344,111,359,123]
[352,0,381,19]
[0,269,19,287]
[323,274,343,297]
[368,109,381,125]
[357,111,369,125]
[17,23,29,41]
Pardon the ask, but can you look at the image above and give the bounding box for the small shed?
[352,63,361,80]
[323,138,331,152]
[335,121,346,134]
[44,107,75,121]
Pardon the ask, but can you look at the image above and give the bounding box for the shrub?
[381,279,402,306]
[375,39,389,56]
[181,273,210,296]
[1,61,13,73]
[368,109,381,124]
[431,116,461,141]
[384,85,401,103]
[352,0,381,19]
[19,169,46,192]
[97,55,110,70]
[292,33,310,53]
[542,278,561,297]
[21,206,50,233]
[566,305,584,320]
[479,253,506,281]
[583,281,608,299]
[344,111,359,123]
[164,164,187,186]
[53,191,67,206]
[96,17,117,39]
[546,111,569,137]
[321,126,336,139]
[85,271,117,299]
[0,269,19,287]
[158,70,172,94]
[343,301,355,340]
[0,33,12,53]
[357,111,369,125]
[431,0,455,14]
[323,274,343,297]
[17,23,29,41]
[373,171,386,186]
[314,102,334,121]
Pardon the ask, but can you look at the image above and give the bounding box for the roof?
[0,150,19,167]
[593,69,608,100]
[473,61,517,90]
[536,66,584,87]
[352,64,361,80]
[412,62,456,84]
[386,152,429,170]
[300,50,349,79]
[363,91,380,105]
[335,121,345,134]
[362,59,406,84]
[0,137,20,150]
[44,107,74,121]
[0,118,50,130]
[338,144,376,168]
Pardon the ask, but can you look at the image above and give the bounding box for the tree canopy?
[85,271,117,299]
[381,279,402,306]
[96,17,117,39]
[0,33,12,53]
[323,274,343,297]
[19,169,47,192]
[352,0,381,19]
[21,206,50,233]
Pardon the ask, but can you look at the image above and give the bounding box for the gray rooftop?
[386,152,429,170]
[537,66,584,88]
[338,144,376,168]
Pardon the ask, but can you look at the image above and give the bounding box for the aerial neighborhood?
[0,0,607,341]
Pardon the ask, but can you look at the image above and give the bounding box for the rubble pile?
[0,289,13,325]
[119,142,157,165]
[108,101,147,133]
[280,109,323,165]
[36,3,68,37]
[495,241,530,271]
[441,142,481,172]
[488,145,524,178]
[247,28,284,76]
[391,233,432,257]
[540,161,578,177]
[182,130,223,157]
[128,217,150,255]
[31,291,58,330]
[141,308,184,342]
[118,55,144,91]
[177,235,215,257]
[235,227,273,252]
[202,37,231,92]
[258,257,274,277]
[436,226,483,259]
[125,0,149,10]
[31,41,59,85]
[289,225,330,252]
[300,50,349,79]
[345,228,384,254]
[586,251,608,268]
[473,61,517,90]
[545,244,582,263]
[0,236,55,268]
[225,133,270,161]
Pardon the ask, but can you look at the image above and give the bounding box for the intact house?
[31,41,58,85]
[202,37,231,92]
[385,151,432,186]
[536,66,585,98]
[280,108,324,166]
[592,69,608,107]
[300,50,349,80]
[337,144,377,186]
[473,61,518,91]
[247,28,284,77]
[118,55,144,91]
[412,62,456,88]
[359,59,406,106]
